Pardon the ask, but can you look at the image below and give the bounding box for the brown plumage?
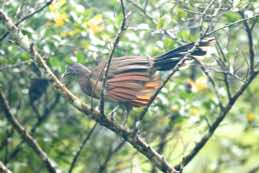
[63,38,215,109]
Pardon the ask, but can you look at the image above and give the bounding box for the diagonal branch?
[205,13,259,37]
[151,119,175,173]
[192,57,224,110]
[68,122,97,173]
[137,56,188,123]
[5,94,60,163]
[0,161,12,173]
[98,140,126,173]
[126,0,176,40]
[173,71,259,172]
[0,91,61,173]
[126,0,156,24]
[0,0,54,42]
[99,0,128,115]
[172,7,259,173]
[137,0,217,124]
[0,10,177,173]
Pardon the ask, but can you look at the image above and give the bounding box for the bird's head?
[62,63,92,80]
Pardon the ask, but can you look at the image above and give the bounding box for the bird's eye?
[68,65,74,72]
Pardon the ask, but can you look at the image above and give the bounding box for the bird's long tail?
[154,37,215,71]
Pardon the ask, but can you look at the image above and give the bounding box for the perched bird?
[63,38,215,111]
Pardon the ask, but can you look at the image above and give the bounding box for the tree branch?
[137,0,217,125]
[98,140,126,173]
[205,13,259,37]
[126,0,176,40]
[174,71,259,172]
[0,0,54,42]
[0,91,61,173]
[215,39,232,100]
[0,161,12,173]
[68,122,97,173]
[99,0,128,115]
[239,11,255,74]
[192,57,224,110]
[5,94,60,163]
[151,119,175,173]
[0,10,177,173]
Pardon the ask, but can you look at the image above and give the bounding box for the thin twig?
[199,0,218,37]
[98,140,126,173]
[137,57,188,123]
[192,57,224,110]
[174,71,259,171]
[137,0,217,125]
[126,0,155,24]
[126,0,176,40]
[0,10,177,173]
[151,119,175,173]
[99,0,128,115]
[172,11,259,171]
[239,11,255,74]
[250,18,258,31]
[5,94,60,163]
[0,0,54,42]
[215,39,232,100]
[0,91,61,173]
[68,122,97,173]
[205,13,259,37]
[0,59,33,71]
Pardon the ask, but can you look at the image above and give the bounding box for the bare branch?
[5,94,60,163]
[0,161,12,173]
[126,0,156,24]
[151,119,175,173]
[0,91,61,173]
[137,56,188,123]
[239,11,255,74]
[99,0,128,115]
[215,39,232,100]
[0,59,32,71]
[126,0,176,40]
[192,57,224,110]
[68,122,97,173]
[174,71,259,171]
[205,13,259,37]
[98,140,126,173]
[0,0,54,42]
[0,10,177,173]
[137,0,217,125]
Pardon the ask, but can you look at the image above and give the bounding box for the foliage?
[0,0,259,173]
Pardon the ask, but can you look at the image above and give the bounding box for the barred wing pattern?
[105,56,160,107]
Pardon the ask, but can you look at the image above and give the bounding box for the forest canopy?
[0,0,259,173]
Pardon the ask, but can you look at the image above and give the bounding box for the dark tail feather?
[154,37,215,71]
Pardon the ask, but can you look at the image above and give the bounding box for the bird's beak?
[61,69,71,82]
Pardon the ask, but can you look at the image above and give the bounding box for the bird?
[63,38,215,113]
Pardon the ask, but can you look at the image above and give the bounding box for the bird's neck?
[78,72,102,99]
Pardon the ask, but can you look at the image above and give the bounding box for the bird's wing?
[104,56,160,107]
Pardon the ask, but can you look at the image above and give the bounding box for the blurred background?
[0,0,259,173]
